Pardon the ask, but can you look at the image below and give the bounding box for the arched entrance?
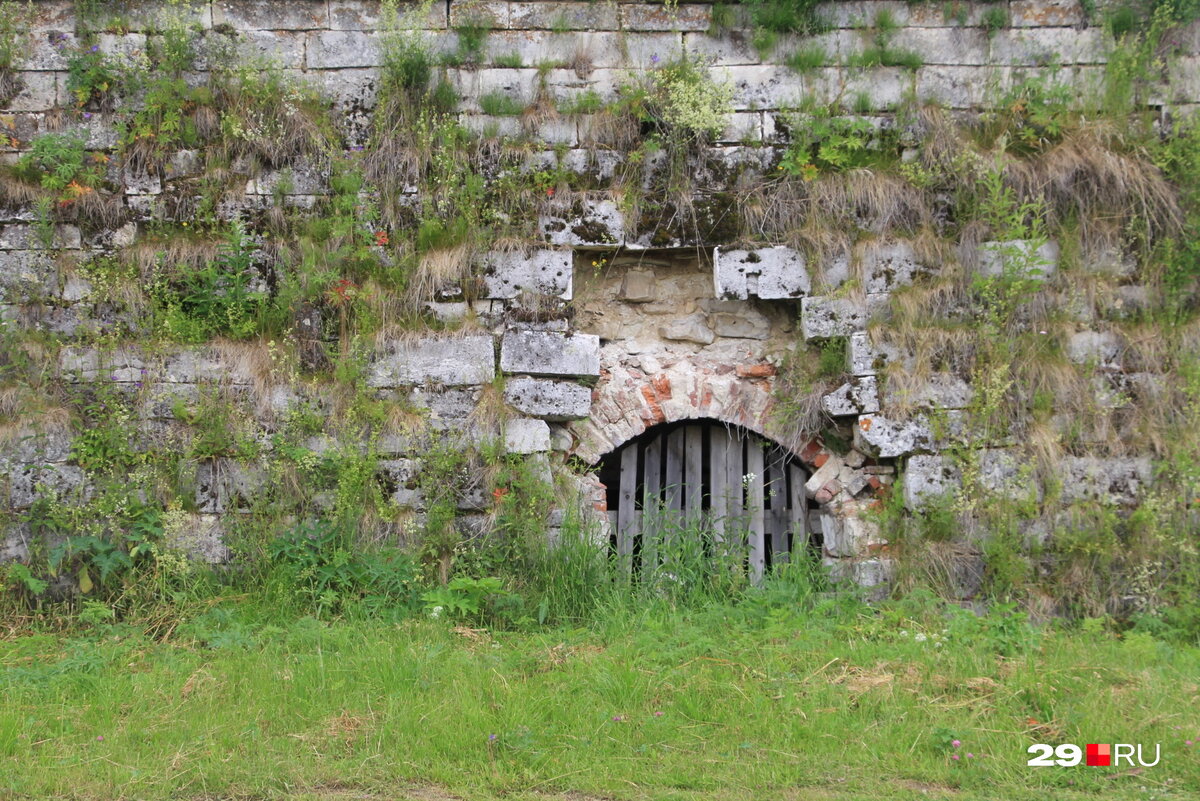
[596,419,816,583]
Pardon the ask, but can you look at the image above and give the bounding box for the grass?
[1,593,1197,800]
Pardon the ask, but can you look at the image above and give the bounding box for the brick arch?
[567,361,813,467]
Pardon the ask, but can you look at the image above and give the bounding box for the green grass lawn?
[1,598,1196,801]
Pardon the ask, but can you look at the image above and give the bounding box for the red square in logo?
[1087,743,1111,766]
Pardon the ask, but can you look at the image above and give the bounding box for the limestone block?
[890,27,988,66]
[700,299,771,339]
[854,412,962,458]
[0,224,81,250]
[328,0,445,30]
[801,294,887,340]
[862,240,927,294]
[844,328,902,381]
[195,460,266,514]
[511,2,621,31]
[410,387,480,429]
[504,418,551,454]
[369,335,496,387]
[60,346,146,382]
[883,373,973,410]
[712,65,799,110]
[504,376,592,421]
[713,245,810,300]
[481,249,573,299]
[212,0,329,30]
[977,239,1060,279]
[822,375,880,417]
[306,30,382,69]
[719,111,763,143]
[1067,330,1123,370]
[619,269,656,302]
[0,250,59,302]
[319,68,378,111]
[166,515,230,563]
[237,30,306,68]
[1,525,28,563]
[903,454,957,510]
[6,71,58,111]
[379,458,421,507]
[9,464,89,509]
[539,198,624,246]
[659,313,715,345]
[1059,457,1152,506]
[1010,0,1086,27]
[0,423,72,464]
[622,3,711,31]
[804,454,845,499]
[916,65,993,109]
[822,514,880,558]
[500,330,600,377]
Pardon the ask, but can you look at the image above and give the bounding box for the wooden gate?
[597,421,811,583]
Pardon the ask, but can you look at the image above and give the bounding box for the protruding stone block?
[714,246,810,300]
[822,375,880,416]
[883,373,973,410]
[848,331,903,376]
[801,294,887,340]
[369,335,496,387]
[619,269,656,303]
[500,330,600,377]
[854,412,962,458]
[504,376,592,421]
[862,240,928,294]
[539,199,624,246]
[482,249,573,299]
[504,418,551,453]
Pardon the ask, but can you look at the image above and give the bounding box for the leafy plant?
[66,41,119,110]
[479,91,525,116]
[421,575,526,627]
[778,110,889,177]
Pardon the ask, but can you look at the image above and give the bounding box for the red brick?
[736,364,777,379]
[813,452,829,468]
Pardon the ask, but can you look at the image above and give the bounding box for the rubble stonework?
[0,1,1175,597]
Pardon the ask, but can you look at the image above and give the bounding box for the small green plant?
[479,91,525,116]
[421,575,526,627]
[778,109,890,178]
[492,52,523,68]
[981,5,1009,36]
[786,45,826,73]
[848,11,923,70]
[0,1,32,102]
[66,41,120,110]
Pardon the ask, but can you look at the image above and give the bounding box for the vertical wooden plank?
[766,454,790,563]
[746,441,765,585]
[664,428,685,513]
[709,431,727,547]
[724,429,745,561]
[617,445,639,577]
[789,463,808,557]
[684,425,704,522]
[641,434,662,575]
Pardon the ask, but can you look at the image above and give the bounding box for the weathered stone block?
[700,299,771,339]
[862,240,928,294]
[1058,457,1152,506]
[511,2,620,31]
[212,0,329,30]
[977,239,1060,279]
[619,269,656,302]
[9,463,89,509]
[622,3,711,31]
[539,198,624,246]
[0,250,59,302]
[505,417,551,453]
[801,294,887,340]
[500,330,600,377]
[504,376,592,420]
[306,30,382,68]
[1067,330,1123,370]
[0,224,81,250]
[481,249,573,299]
[848,331,904,376]
[822,514,881,558]
[195,460,266,514]
[659,313,715,345]
[823,375,880,417]
[714,245,810,300]
[166,515,230,563]
[883,373,973,410]
[369,335,496,387]
[854,412,962,458]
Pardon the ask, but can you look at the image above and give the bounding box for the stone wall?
[0,0,1194,594]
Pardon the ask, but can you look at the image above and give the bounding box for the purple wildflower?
[96,735,104,742]
[653,711,663,717]
[89,45,99,53]
[966,753,974,758]
[650,53,660,65]
[951,739,961,748]
[488,733,497,742]
[83,112,92,120]
[612,715,624,722]
[951,753,959,760]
